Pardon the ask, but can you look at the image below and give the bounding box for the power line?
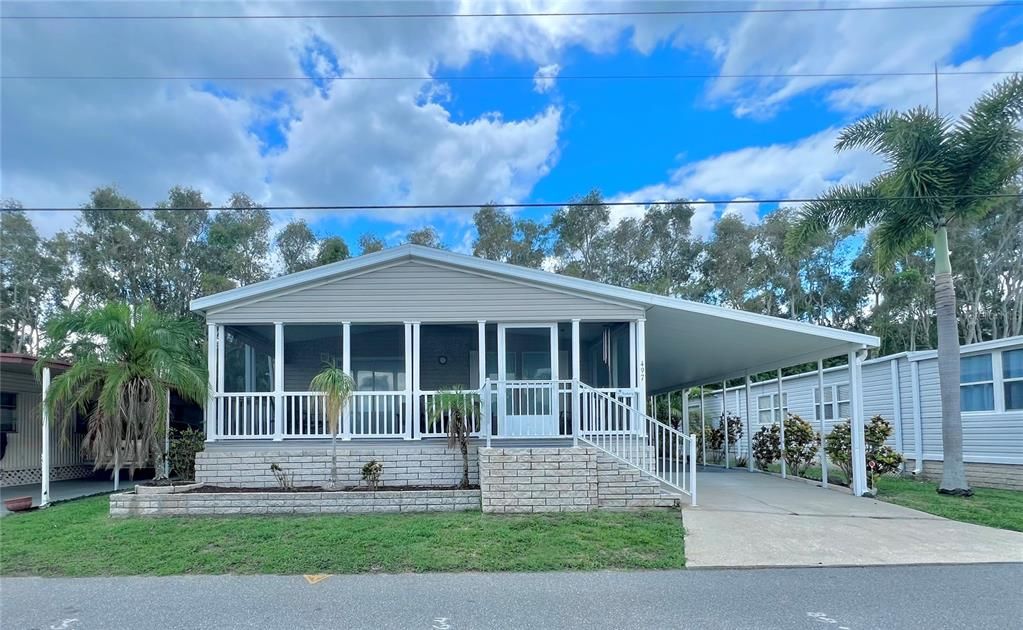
[2,2,1016,20]
[3,70,1018,82]
[9,193,1022,213]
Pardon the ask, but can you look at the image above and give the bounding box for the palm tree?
[309,360,355,489]
[427,388,481,489]
[37,302,206,478]
[792,76,1023,496]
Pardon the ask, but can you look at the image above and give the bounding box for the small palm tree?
[37,302,206,478]
[427,388,481,489]
[309,360,354,489]
[792,76,1023,495]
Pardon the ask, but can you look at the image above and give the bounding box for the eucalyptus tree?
[792,76,1023,495]
[550,190,611,280]
[317,236,351,265]
[358,233,386,254]
[0,206,65,353]
[206,193,272,288]
[275,219,318,274]
[473,204,548,268]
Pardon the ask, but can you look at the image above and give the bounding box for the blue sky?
[2,1,1022,255]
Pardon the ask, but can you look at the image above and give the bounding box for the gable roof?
[191,244,879,389]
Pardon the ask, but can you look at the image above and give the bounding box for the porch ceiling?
[644,303,878,392]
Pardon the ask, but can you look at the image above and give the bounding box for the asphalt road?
[2,564,1021,629]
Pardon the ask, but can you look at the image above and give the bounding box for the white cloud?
[533,63,561,93]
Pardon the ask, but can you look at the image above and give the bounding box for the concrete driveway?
[682,468,1023,568]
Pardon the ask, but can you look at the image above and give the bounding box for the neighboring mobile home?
[190,244,880,508]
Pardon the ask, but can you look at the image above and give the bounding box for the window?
[1003,349,1023,411]
[757,392,787,424]
[0,392,16,432]
[960,354,995,412]
[813,384,851,421]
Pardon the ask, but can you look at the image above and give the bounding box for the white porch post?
[910,359,923,473]
[777,368,786,479]
[722,380,729,469]
[636,318,647,416]
[699,386,706,465]
[849,349,869,496]
[817,359,828,487]
[164,389,171,477]
[478,320,490,447]
[549,324,560,426]
[205,323,217,442]
[216,324,225,438]
[113,449,120,492]
[341,322,351,440]
[41,366,51,507]
[273,322,284,441]
[744,373,753,472]
[404,321,415,440]
[411,321,421,440]
[571,319,581,447]
[682,388,690,434]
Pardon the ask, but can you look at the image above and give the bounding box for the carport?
[635,294,880,497]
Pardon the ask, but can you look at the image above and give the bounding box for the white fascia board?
[906,334,1023,362]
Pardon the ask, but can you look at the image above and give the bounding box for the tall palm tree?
[37,302,206,477]
[427,388,481,489]
[792,76,1023,495]
[309,361,354,489]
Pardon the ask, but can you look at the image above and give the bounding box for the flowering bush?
[750,415,819,477]
[825,416,904,488]
[752,424,781,469]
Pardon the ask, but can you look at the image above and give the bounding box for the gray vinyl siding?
[684,339,1023,466]
[206,260,644,324]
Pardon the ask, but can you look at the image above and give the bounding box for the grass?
[0,496,685,576]
[874,476,1023,532]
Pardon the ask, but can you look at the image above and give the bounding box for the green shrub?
[750,415,820,477]
[752,424,781,469]
[362,460,383,489]
[825,415,904,488]
[167,427,205,481]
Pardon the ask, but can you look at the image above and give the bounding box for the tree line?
[1,184,1020,357]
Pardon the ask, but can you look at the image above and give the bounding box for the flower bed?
[109,486,481,518]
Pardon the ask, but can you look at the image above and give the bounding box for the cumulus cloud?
[533,63,561,93]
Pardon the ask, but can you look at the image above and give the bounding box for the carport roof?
[191,244,878,391]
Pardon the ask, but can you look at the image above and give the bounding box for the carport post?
[689,433,697,507]
[164,389,171,478]
[777,368,786,479]
[41,366,51,507]
[721,380,729,469]
[699,386,706,465]
[849,350,869,496]
[744,373,753,472]
[817,359,828,488]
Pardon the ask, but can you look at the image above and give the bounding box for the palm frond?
[787,183,886,254]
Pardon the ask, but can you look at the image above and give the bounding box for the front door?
[497,324,559,436]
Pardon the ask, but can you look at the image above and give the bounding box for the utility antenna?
[934,62,940,116]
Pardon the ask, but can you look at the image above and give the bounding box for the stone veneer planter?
[135,482,204,495]
[110,488,481,518]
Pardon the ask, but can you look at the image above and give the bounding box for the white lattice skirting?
[1,465,94,487]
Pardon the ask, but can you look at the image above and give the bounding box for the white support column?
[636,318,647,416]
[817,359,828,488]
[699,386,706,465]
[164,389,171,477]
[629,321,637,395]
[479,320,490,446]
[777,368,786,479]
[849,350,869,496]
[273,322,284,441]
[496,324,507,435]
[216,324,225,439]
[205,323,217,442]
[721,380,729,469]
[744,373,753,472]
[411,321,421,440]
[404,321,415,440]
[890,359,905,471]
[113,449,120,492]
[910,359,923,473]
[682,388,691,434]
[41,366,51,507]
[549,323,560,426]
[341,322,352,440]
[571,319,581,446]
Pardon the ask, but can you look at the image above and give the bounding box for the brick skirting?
[109,488,481,517]
[904,459,1023,491]
[196,444,478,488]
[478,447,679,513]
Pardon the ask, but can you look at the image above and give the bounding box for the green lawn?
[0,496,684,576]
[874,477,1023,532]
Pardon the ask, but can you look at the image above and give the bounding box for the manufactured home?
[189,245,880,509]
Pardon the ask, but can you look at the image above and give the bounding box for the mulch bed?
[187,484,480,494]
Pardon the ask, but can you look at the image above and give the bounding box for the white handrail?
[577,383,696,505]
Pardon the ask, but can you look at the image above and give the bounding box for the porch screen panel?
[350,325,405,391]
[579,322,632,388]
[223,325,274,392]
[421,324,477,390]
[283,325,342,391]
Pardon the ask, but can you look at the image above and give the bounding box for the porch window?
[283,325,342,392]
[421,324,477,390]
[223,325,274,392]
[578,322,632,388]
[0,392,16,432]
[351,325,405,391]
[960,354,994,412]
[1003,349,1023,410]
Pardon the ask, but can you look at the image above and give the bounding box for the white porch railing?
[578,384,696,504]
[419,386,488,438]
[350,391,407,437]
[217,393,276,439]
[284,392,331,437]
